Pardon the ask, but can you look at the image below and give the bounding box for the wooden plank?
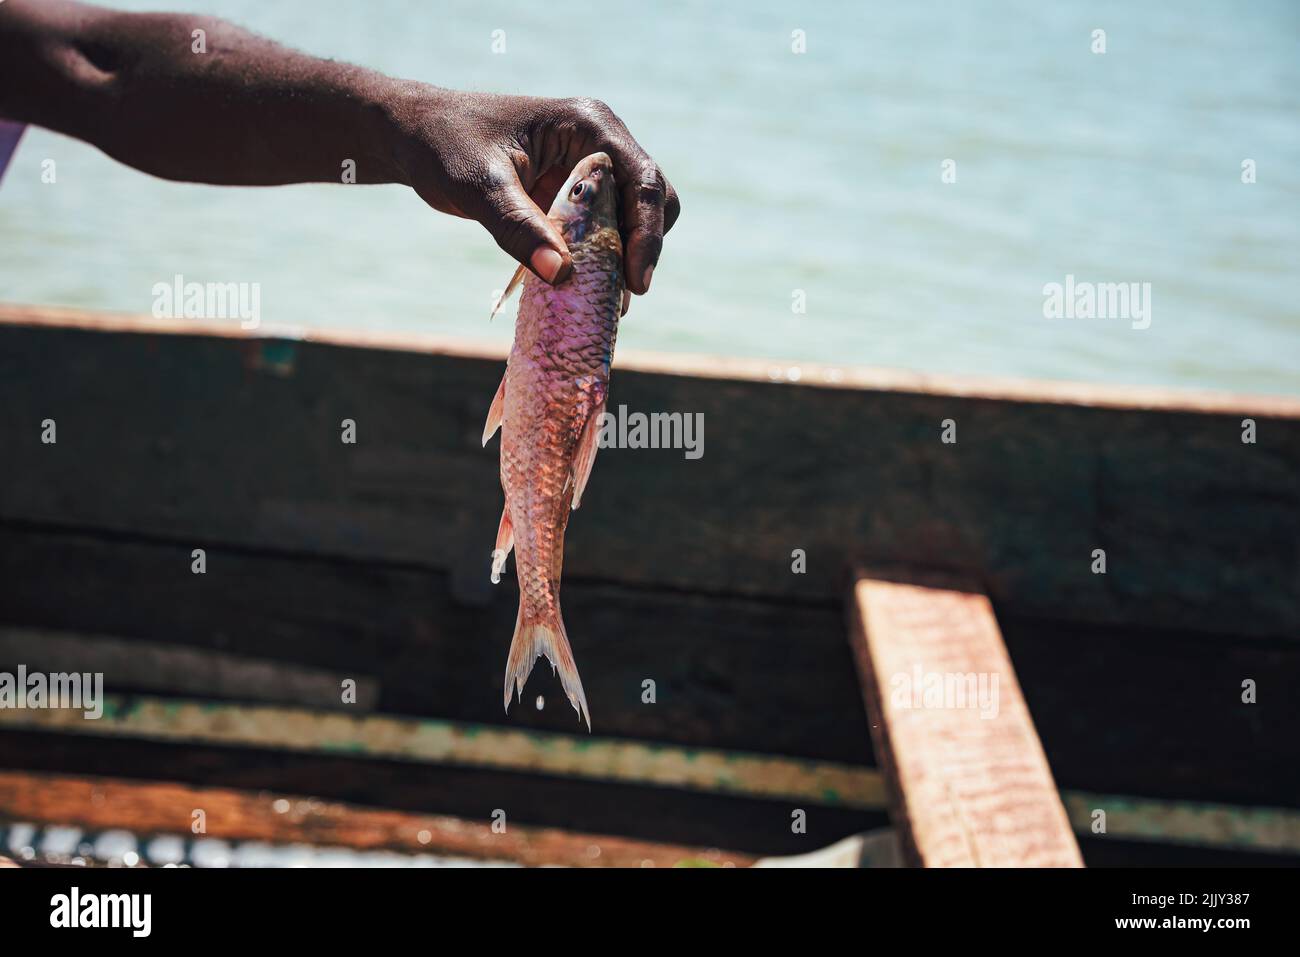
[0,770,753,868]
[7,303,1300,416]
[3,710,1298,858]
[0,729,886,856]
[0,525,872,764]
[847,572,1083,867]
[0,694,885,811]
[5,528,1300,808]
[1062,791,1300,856]
[1000,615,1300,808]
[0,628,379,712]
[1,305,1297,639]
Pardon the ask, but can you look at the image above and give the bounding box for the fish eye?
[570,182,586,199]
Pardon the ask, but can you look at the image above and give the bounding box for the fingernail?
[641,264,655,292]
[620,289,631,317]
[531,247,565,284]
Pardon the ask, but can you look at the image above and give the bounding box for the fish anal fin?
[490,507,514,584]
[571,396,606,511]
[551,489,573,583]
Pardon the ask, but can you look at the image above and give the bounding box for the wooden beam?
[0,770,752,868]
[3,698,1298,857]
[1062,791,1300,855]
[5,527,1299,808]
[0,727,886,857]
[0,628,379,712]
[997,614,1300,809]
[5,303,1299,415]
[847,571,1083,867]
[0,525,873,765]
[0,694,886,811]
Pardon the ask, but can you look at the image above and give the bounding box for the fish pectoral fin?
[490,507,514,584]
[489,264,528,321]
[482,373,507,447]
[571,399,606,511]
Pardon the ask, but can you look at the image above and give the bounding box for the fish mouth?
[580,151,612,175]
[574,151,613,186]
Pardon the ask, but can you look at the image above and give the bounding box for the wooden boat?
[0,303,1296,867]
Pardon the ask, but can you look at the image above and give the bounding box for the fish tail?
[503,603,591,731]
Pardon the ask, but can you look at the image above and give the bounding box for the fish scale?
[482,153,625,730]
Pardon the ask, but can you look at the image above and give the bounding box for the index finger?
[605,139,679,295]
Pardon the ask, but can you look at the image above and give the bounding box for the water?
[2,0,1297,395]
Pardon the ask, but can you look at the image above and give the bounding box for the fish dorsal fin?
[490,264,529,320]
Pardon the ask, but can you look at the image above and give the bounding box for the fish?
[482,152,625,731]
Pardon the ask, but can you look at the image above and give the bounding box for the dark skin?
[0,0,680,306]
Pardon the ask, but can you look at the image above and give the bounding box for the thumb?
[474,166,572,284]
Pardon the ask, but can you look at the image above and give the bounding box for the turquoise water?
[2,0,1297,394]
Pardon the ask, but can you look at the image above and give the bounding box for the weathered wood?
[3,304,1298,866]
[0,524,872,763]
[847,572,1083,867]
[5,303,1297,414]
[0,729,887,855]
[0,770,753,868]
[4,525,1300,807]
[1000,615,1300,809]
[1061,791,1300,856]
[1,305,1296,638]
[0,628,379,711]
[4,714,1298,858]
[0,694,884,810]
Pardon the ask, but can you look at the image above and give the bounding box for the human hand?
[391,87,680,300]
